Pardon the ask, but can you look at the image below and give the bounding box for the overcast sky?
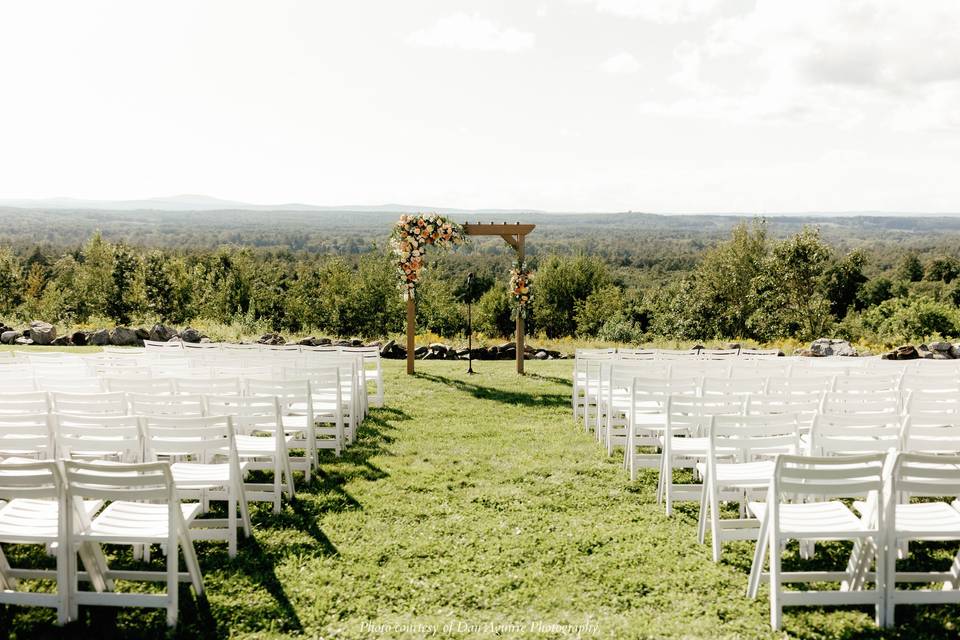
[1,0,959,213]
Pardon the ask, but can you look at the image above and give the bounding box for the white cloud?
[405,14,535,52]
[578,0,721,23]
[645,0,960,131]
[600,51,640,75]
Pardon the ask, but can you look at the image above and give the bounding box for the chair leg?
[179,532,204,595]
[236,480,253,537]
[747,513,769,598]
[273,457,282,514]
[874,535,886,627]
[769,529,782,630]
[709,484,723,562]
[166,534,178,627]
[696,480,709,544]
[884,533,898,628]
[56,537,69,624]
[0,546,18,590]
[228,494,237,558]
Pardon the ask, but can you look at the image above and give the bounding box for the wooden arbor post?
[405,222,535,375]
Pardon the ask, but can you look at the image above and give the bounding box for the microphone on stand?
[466,273,475,374]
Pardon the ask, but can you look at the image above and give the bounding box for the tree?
[474,286,514,337]
[691,221,769,339]
[75,232,115,320]
[750,228,832,340]
[532,254,610,338]
[107,244,140,324]
[574,285,625,337]
[0,247,23,313]
[925,256,960,284]
[824,250,867,316]
[143,251,176,321]
[858,276,894,308]
[896,253,924,282]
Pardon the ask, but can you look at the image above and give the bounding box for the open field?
[3,359,958,639]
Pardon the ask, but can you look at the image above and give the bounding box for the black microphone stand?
[466,272,474,374]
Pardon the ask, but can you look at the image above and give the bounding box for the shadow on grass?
[413,372,570,409]
[526,372,573,387]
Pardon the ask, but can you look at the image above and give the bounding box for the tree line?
[1,223,959,346]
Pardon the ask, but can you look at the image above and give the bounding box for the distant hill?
[0,195,544,215]
[3,200,960,255]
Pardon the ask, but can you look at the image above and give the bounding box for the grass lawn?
[2,359,959,639]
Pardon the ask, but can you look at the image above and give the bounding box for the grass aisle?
[5,360,957,639]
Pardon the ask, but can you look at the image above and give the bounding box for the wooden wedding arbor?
[406,222,535,375]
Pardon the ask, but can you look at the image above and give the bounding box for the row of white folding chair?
[591,367,920,455]
[118,352,372,424]
[745,451,960,630]
[697,408,960,562]
[0,458,204,626]
[145,341,384,406]
[0,370,350,460]
[0,412,251,558]
[627,387,954,520]
[584,360,818,430]
[0,390,303,511]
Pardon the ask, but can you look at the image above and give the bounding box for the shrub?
[474,286,513,337]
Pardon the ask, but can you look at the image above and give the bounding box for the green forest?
[2,207,960,347]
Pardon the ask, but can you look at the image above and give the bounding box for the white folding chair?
[0,391,50,415]
[63,460,203,626]
[883,452,960,626]
[820,390,902,417]
[53,414,143,462]
[128,393,206,417]
[0,414,53,460]
[572,349,615,423]
[809,413,902,457]
[50,391,127,417]
[340,345,384,408]
[658,394,745,516]
[698,413,801,561]
[246,379,327,478]
[283,365,351,448]
[173,377,242,396]
[747,453,886,630]
[141,415,251,557]
[205,395,295,512]
[104,377,173,395]
[0,460,80,624]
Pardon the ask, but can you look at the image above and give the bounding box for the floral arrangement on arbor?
[509,259,533,320]
[390,213,466,300]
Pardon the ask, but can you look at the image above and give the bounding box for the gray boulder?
[89,329,110,346]
[810,338,857,357]
[180,327,202,343]
[109,327,140,347]
[28,321,56,345]
[149,324,178,342]
[379,339,396,358]
[896,345,919,360]
[15,336,33,345]
[0,330,19,345]
[51,336,71,346]
[297,336,318,346]
[257,333,285,346]
[71,331,89,346]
